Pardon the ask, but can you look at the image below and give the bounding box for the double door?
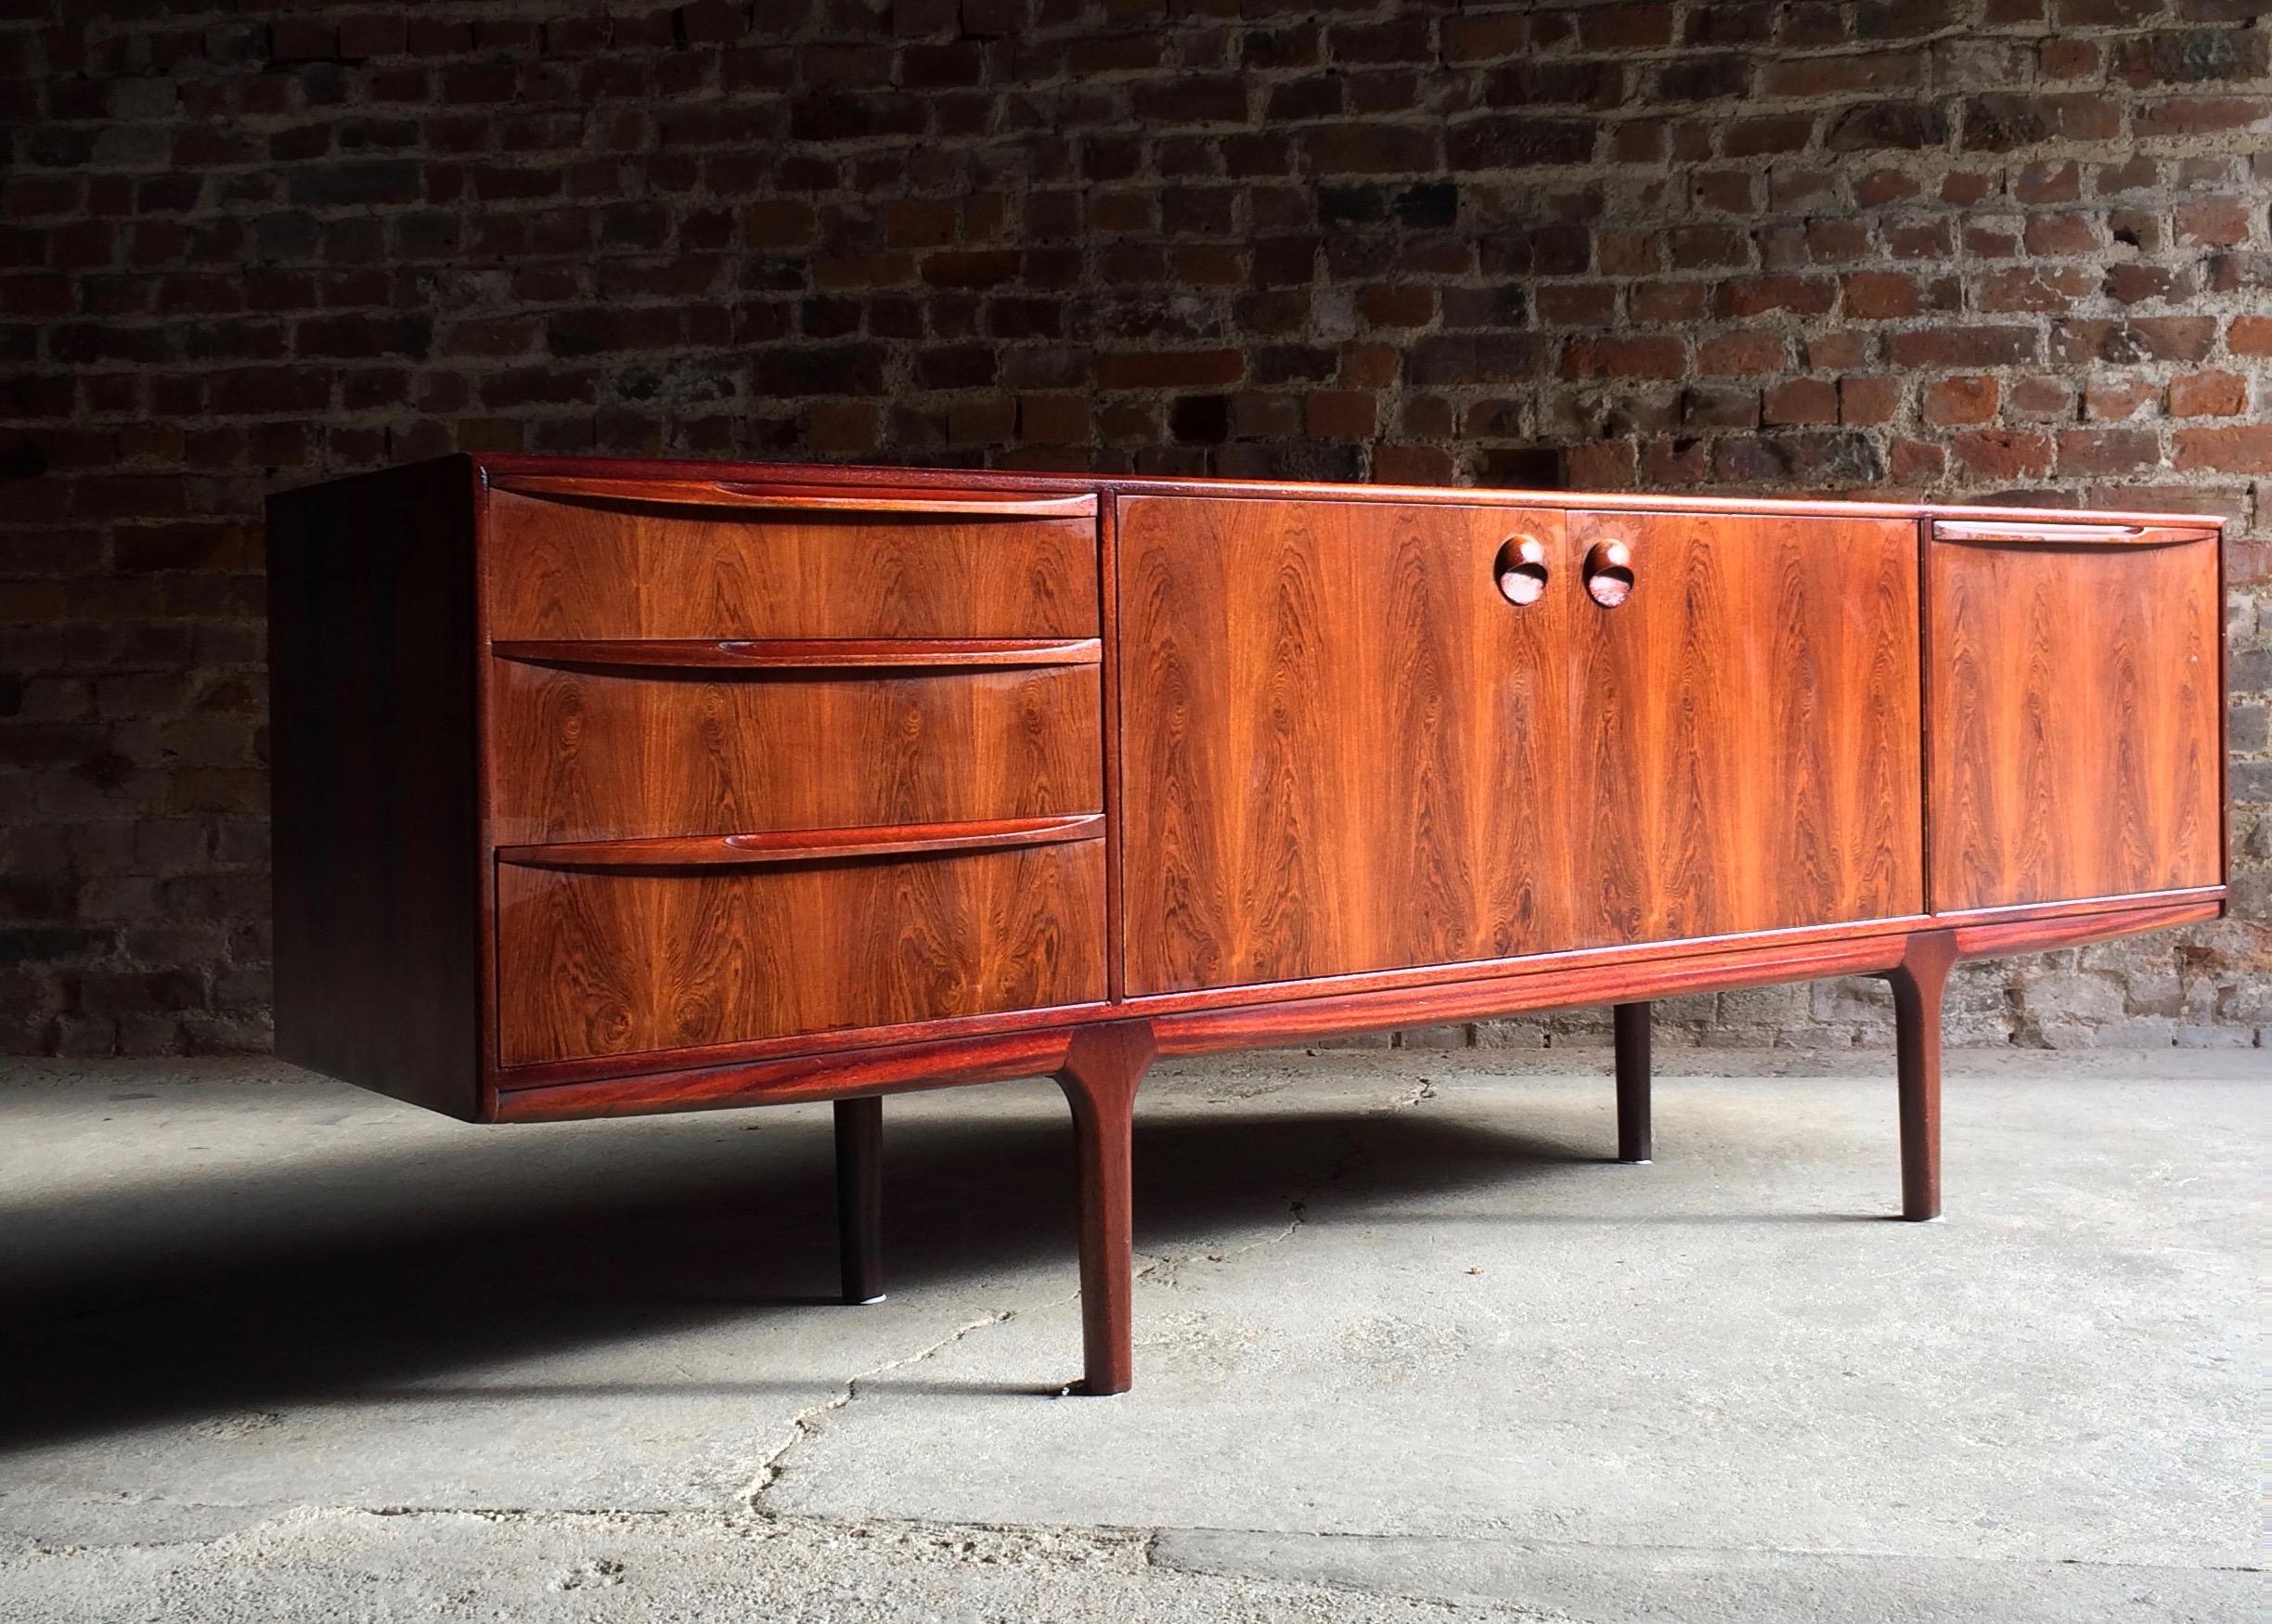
[1116,496,1926,997]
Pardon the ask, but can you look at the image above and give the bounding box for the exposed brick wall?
[2,0,2266,1058]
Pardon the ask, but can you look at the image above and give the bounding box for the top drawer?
[484,476,1100,640]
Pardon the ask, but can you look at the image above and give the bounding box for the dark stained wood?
[495,839,1106,1065]
[1887,930,1957,1222]
[267,455,486,1120]
[1565,509,1924,946]
[1054,1022,1156,1396]
[1614,1001,1651,1164]
[1118,498,1580,995]
[485,488,1099,640]
[1926,528,2223,912]
[834,1096,885,1305]
[490,660,1100,844]
[497,815,1105,871]
[492,637,1102,671]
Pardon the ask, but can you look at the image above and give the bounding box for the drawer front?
[486,485,1100,639]
[490,657,1103,844]
[496,837,1106,1065]
[1927,522,2223,910]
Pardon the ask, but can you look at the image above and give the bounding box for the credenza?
[266,456,2228,1394]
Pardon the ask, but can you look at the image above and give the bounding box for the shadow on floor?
[0,1095,1599,1454]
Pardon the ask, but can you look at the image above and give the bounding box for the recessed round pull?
[1582,539,1634,607]
[1494,535,1550,605]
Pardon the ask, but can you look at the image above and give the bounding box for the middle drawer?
[490,651,1103,844]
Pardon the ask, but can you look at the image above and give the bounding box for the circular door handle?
[1494,535,1549,605]
[1582,539,1634,607]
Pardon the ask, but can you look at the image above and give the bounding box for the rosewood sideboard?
[266,456,2228,1394]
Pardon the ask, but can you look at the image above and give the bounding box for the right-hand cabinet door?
[1564,509,1927,943]
[1926,520,2225,912]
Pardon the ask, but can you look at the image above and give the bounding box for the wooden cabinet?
[268,457,2227,1395]
[1117,500,1923,995]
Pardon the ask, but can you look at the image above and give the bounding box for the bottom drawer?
[496,838,1105,1066]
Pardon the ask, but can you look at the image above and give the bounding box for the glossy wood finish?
[1614,1002,1651,1164]
[1119,498,1580,995]
[834,1097,884,1305]
[486,488,1098,641]
[493,637,1101,671]
[267,458,485,1118]
[1888,931,1957,1222]
[1927,528,2222,912]
[495,838,1106,1065]
[1118,500,1924,999]
[1054,1022,1155,1396]
[267,452,2229,1396]
[497,815,1105,871]
[491,655,1100,844]
[1565,509,1923,945]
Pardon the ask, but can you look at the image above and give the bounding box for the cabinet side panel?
[1927,534,2224,910]
[267,457,483,1117]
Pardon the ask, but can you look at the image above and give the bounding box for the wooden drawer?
[485,477,1100,640]
[496,825,1107,1066]
[1926,518,2222,910]
[489,644,1103,844]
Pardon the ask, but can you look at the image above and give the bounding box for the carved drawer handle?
[1494,536,1550,605]
[1582,539,1635,607]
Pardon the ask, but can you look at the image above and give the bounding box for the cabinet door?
[1118,496,1576,996]
[1565,510,1925,943]
[1927,523,2222,911]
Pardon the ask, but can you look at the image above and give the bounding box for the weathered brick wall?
[2,0,2266,1058]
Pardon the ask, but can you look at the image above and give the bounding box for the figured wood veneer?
[1927,529,2222,911]
[496,837,1106,1065]
[486,489,1098,640]
[270,453,2227,1397]
[1117,499,1922,996]
[490,661,1102,844]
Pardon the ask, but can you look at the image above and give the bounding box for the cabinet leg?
[1052,1022,1156,1396]
[833,1096,884,1304]
[1888,932,1958,1222]
[1613,1000,1652,1164]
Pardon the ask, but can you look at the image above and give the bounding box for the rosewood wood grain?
[1887,931,1957,1222]
[491,471,1095,519]
[1119,498,1581,995]
[495,838,1106,1065]
[490,654,1101,844]
[1054,1022,1156,1396]
[492,638,1102,671]
[1565,509,1924,946]
[1927,530,2221,913]
[1614,1002,1651,1164]
[265,453,2232,1396]
[497,814,1105,870]
[834,1096,885,1305]
[486,489,1099,641]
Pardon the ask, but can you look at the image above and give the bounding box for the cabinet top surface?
[283,453,2228,533]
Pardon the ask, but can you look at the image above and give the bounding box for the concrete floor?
[0,1048,2260,1622]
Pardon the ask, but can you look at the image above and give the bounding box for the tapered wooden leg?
[833,1096,884,1304]
[1052,1021,1156,1396]
[1888,931,1958,1222]
[1613,1000,1651,1164]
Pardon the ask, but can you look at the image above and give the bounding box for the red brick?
[1096,349,1246,389]
[1950,429,2054,480]
[2085,377,2161,421]
[2174,425,2272,472]
[1762,378,1839,425]
[2056,428,2157,476]
[2168,370,2247,418]
[1697,330,1788,375]
[1562,335,1687,380]
[1839,376,1903,425]
[1921,375,2000,425]
[2232,316,2272,356]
